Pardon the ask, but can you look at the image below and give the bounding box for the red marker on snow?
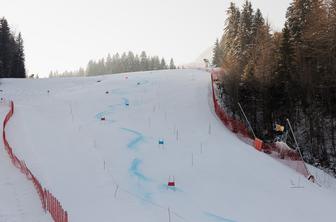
[168,176,175,187]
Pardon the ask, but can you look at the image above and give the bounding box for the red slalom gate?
[210,69,311,179]
[1,99,68,222]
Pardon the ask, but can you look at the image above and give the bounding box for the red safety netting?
[210,69,311,179]
[2,99,68,222]
[211,70,254,145]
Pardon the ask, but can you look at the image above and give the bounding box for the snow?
[0,104,52,222]
[0,69,336,222]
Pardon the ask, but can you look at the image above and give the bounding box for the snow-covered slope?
[0,105,52,222]
[1,69,336,222]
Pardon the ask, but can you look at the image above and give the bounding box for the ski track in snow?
[122,97,130,106]
[129,158,151,182]
[95,97,130,123]
[121,128,145,150]
[159,184,183,192]
[204,212,237,222]
[128,158,152,201]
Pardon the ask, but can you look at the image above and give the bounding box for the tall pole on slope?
[238,102,256,139]
[286,118,310,177]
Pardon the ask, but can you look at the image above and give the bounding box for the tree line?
[213,0,336,174]
[49,51,176,77]
[0,17,26,78]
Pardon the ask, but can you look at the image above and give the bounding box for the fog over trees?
[49,51,176,78]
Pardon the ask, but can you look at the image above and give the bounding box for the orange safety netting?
[2,99,68,222]
[210,69,311,179]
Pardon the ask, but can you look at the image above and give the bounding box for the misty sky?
[2,0,291,77]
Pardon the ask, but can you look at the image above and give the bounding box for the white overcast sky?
[2,0,291,77]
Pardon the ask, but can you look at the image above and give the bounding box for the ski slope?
[0,107,52,222]
[1,69,336,222]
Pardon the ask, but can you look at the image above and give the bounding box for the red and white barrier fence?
[2,99,69,222]
[210,69,312,180]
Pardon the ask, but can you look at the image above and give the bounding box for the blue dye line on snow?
[159,184,183,192]
[122,97,130,106]
[120,128,144,150]
[204,212,237,222]
[95,110,114,119]
[129,158,152,201]
[95,104,121,122]
[95,97,130,122]
[129,158,151,182]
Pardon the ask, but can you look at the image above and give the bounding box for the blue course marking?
[204,212,237,222]
[95,97,130,122]
[129,158,151,182]
[122,97,130,106]
[134,79,150,86]
[159,184,183,192]
[120,128,144,150]
[129,158,152,201]
[95,110,116,123]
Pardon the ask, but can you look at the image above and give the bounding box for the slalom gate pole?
[286,118,311,178]
[238,102,256,139]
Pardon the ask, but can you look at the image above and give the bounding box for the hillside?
[1,69,336,222]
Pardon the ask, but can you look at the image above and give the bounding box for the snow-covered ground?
[1,69,336,222]
[0,105,52,222]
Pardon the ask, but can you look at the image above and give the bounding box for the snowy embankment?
[1,69,336,222]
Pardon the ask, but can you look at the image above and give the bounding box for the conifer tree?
[221,2,241,64]
[140,51,148,71]
[278,23,295,80]
[169,58,176,69]
[239,0,254,58]
[11,33,26,78]
[0,18,12,77]
[286,0,312,44]
[252,9,264,38]
[0,18,26,78]
[160,58,167,69]
[212,39,222,67]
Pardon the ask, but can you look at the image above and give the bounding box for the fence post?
[238,103,256,139]
[286,118,311,179]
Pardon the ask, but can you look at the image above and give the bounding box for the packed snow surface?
[1,69,336,222]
